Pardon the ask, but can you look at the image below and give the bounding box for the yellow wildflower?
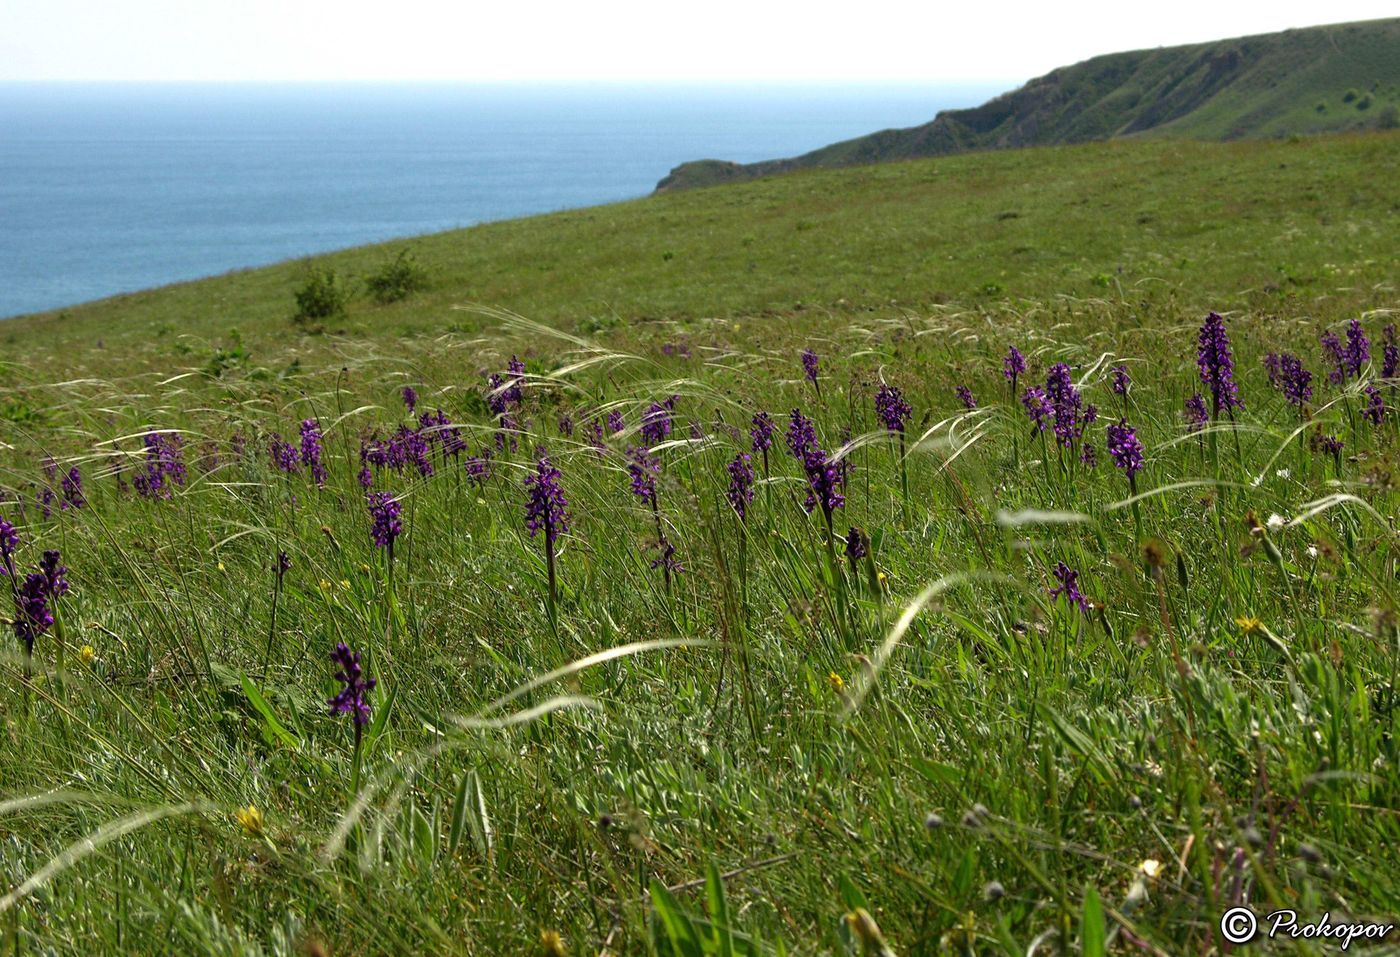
[234,804,264,837]
[539,929,567,956]
[217,561,226,573]
[1235,616,1262,635]
[828,671,845,693]
[340,579,351,590]
[319,579,332,591]
[844,909,893,954]
[78,645,96,665]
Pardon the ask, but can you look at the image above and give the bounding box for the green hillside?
[3,126,1400,956]
[656,18,1400,191]
[8,132,1399,382]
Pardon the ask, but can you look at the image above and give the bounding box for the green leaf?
[239,673,300,750]
[1037,703,1116,783]
[451,769,492,859]
[366,680,396,745]
[1082,885,1106,957]
[909,756,962,787]
[837,874,868,911]
[951,849,977,901]
[650,880,704,957]
[448,772,470,855]
[705,861,734,957]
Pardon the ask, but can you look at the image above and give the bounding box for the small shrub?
[1342,88,1359,103]
[0,396,45,425]
[1315,100,1327,113]
[1355,93,1373,111]
[293,267,348,326]
[205,329,250,378]
[577,313,622,335]
[364,250,428,305]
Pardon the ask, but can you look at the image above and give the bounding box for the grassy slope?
[9,132,1400,383]
[654,18,1400,190]
[1,133,1399,956]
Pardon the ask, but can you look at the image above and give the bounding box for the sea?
[0,82,1004,319]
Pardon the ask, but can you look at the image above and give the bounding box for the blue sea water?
[0,82,1004,319]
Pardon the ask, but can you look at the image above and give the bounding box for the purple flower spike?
[725,453,754,521]
[270,434,300,474]
[801,348,820,386]
[486,373,509,416]
[650,536,684,575]
[584,418,606,452]
[627,445,660,506]
[874,384,911,432]
[1110,365,1130,396]
[14,573,54,652]
[1263,353,1282,389]
[640,401,673,446]
[1320,330,1346,386]
[1197,312,1241,416]
[1313,431,1344,460]
[1382,325,1398,380]
[955,385,977,410]
[786,409,844,518]
[366,491,402,551]
[1003,346,1026,384]
[1044,363,1087,448]
[845,527,867,562]
[328,642,376,727]
[606,410,625,435]
[1184,394,1208,433]
[785,408,817,461]
[401,386,418,413]
[1270,354,1312,412]
[1363,385,1386,426]
[523,454,570,546]
[558,413,574,438]
[505,356,526,405]
[1021,386,1051,434]
[276,550,292,580]
[1106,419,1144,479]
[60,467,84,510]
[1049,561,1088,613]
[1345,319,1370,379]
[465,450,492,484]
[13,549,68,653]
[300,419,326,488]
[40,550,68,600]
[0,518,18,575]
[750,412,775,453]
[133,432,186,499]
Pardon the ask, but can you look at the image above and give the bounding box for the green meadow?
[1,131,1398,955]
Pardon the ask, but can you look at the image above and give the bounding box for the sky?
[1,1,1395,84]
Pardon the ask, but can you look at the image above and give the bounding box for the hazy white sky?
[1,1,1394,83]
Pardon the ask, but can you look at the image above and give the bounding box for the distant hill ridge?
[655,17,1400,191]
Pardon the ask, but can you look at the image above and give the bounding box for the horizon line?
[0,77,1020,88]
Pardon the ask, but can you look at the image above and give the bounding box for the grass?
[0,131,1399,955]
